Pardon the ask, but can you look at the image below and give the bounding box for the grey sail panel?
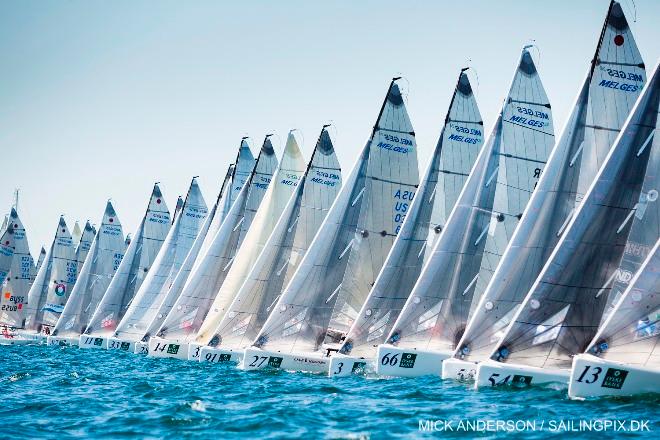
[36,247,46,272]
[194,133,306,344]
[25,217,78,331]
[489,64,659,370]
[210,127,342,349]
[113,178,208,341]
[587,238,660,368]
[0,227,16,301]
[155,139,276,343]
[457,2,646,363]
[386,48,555,353]
[0,209,35,327]
[340,71,483,357]
[83,184,171,336]
[254,80,420,354]
[52,202,126,336]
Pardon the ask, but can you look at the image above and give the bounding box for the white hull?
[16,331,47,344]
[442,358,478,381]
[568,354,660,399]
[328,353,373,377]
[78,335,109,349]
[242,347,329,373]
[47,335,80,347]
[375,344,451,377]
[106,337,141,353]
[199,346,243,365]
[134,340,148,354]
[474,359,569,390]
[188,343,204,361]
[148,337,189,360]
[0,334,32,345]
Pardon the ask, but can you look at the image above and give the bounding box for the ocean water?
[1,344,657,439]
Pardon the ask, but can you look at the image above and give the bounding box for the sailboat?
[329,70,483,376]
[74,221,96,277]
[376,47,555,378]
[198,126,342,364]
[143,142,255,355]
[0,227,16,342]
[0,208,36,343]
[444,1,646,382]
[474,59,657,389]
[35,247,46,272]
[108,177,208,354]
[244,78,420,373]
[21,217,78,342]
[141,137,277,358]
[569,238,660,398]
[79,184,171,349]
[48,201,126,346]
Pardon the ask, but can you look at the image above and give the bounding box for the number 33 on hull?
[568,354,659,399]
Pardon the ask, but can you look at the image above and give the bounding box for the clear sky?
[1,0,658,257]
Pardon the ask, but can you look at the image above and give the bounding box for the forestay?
[194,131,306,344]
[24,217,78,331]
[112,178,208,342]
[0,209,36,328]
[145,142,255,338]
[253,79,420,354]
[488,61,658,370]
[208,126,342,349]
[386,48,555,353]
[153,138,277,343]
[456,1,646,363]
[340,70,483,357]
[52,201,126,336]
[83,184,171,337]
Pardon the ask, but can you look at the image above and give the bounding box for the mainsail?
[339,70,483,357]
[151,137,277,343]
[253,78,420,354]
[488,61,658,370]
[0,228,16,305]
[193,131,306,344]
[457,2,646,363]
[0,208,36,328]
[205,127,342,349]
[83,184,171,337]
[24,217,78,331]
[75,221,96,277]
[72,221,82,247]
[36,247,46,272]
[586,238,659,368]
[144,141,255,338]
[385,47,555,353]
[52,201,126,337]
[112,178,208,342]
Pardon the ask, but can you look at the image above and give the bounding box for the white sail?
[24,217,78,332]
[75,221,96,277]
[112,178,208,342]
[456,1,646,364]
[339,70,483,357]
[0,208,36,327]
[83,184,171,337]
[51,201,126,337]
[204,127,342,349]
[193,131,306,344]
[144,143,255,338]
[150,138,278,343]
[585,238,660,368]
[72,221,82,247]
[0,227,16,299]
[488,60,658,370]
[385,48,555,354]
[35,246,46,272]
[253,79,420,354]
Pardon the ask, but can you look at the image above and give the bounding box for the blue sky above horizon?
[1,0,658,256]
